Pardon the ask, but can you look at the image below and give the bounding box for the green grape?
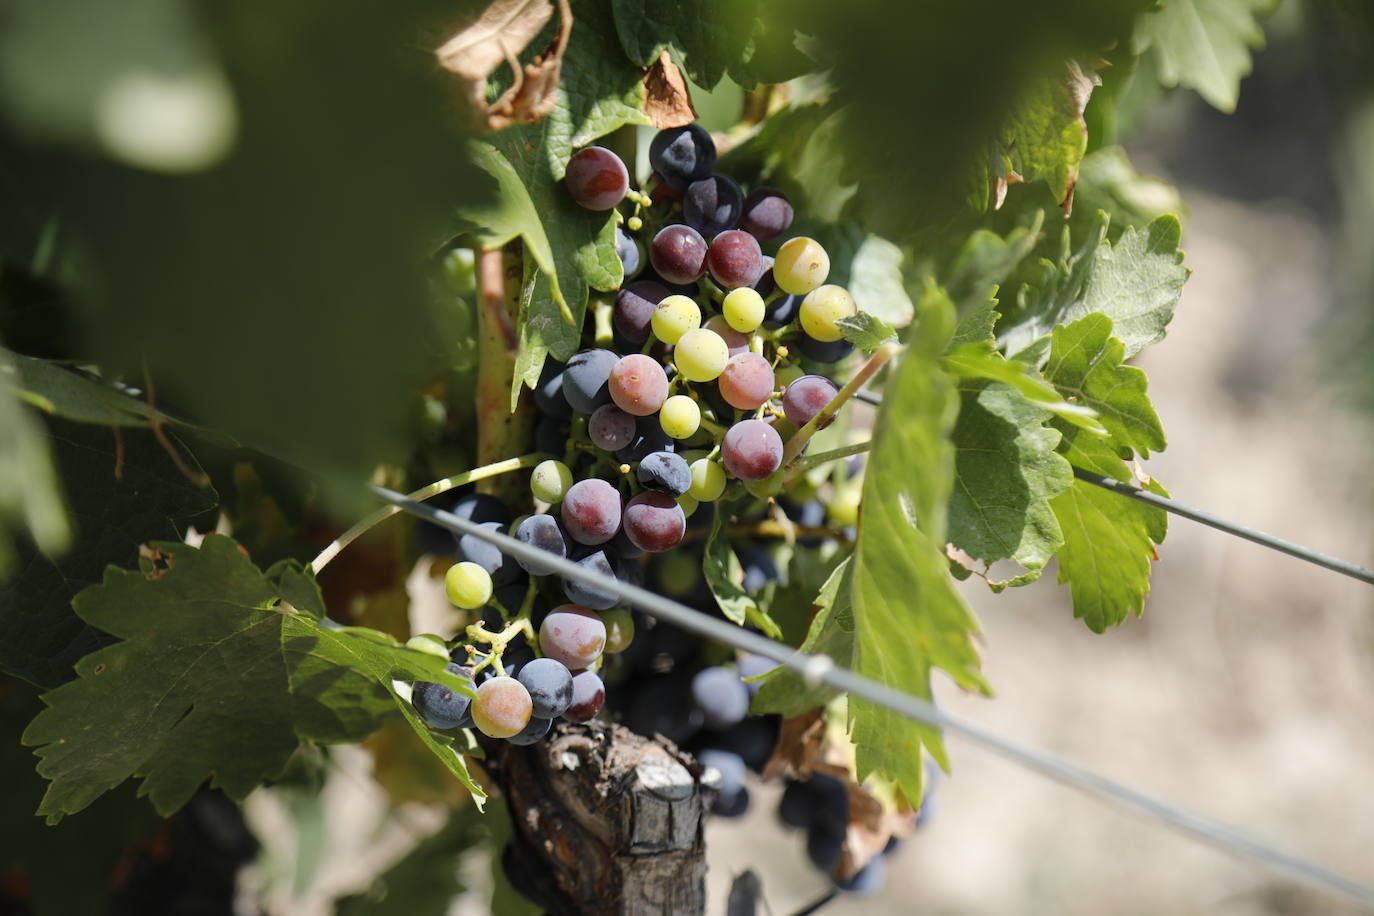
[673,328,729,382]
[677,492,699,518]
[773,237,830,295]
[799,285,857,342]
[600,607,635,654]
[722,287,765,333]
[405,634,450,659]
[828,485,861,526]
[445,561,493,610]
[651,294,702,344]
[659,394,701,439]
[688,458,727,501]
[531,458,573,503]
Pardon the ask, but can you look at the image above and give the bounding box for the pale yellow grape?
[688,458,727,502]
[773,237,830,295]
[677,492,699,518]
[722,287,765,333]
[659,394,701,439]
[445,561,492,609]
[673,328,729,382]
[651,294,701,344]
[531,459,573,503]
[799,284,856,342]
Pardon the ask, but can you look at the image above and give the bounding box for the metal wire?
[369,484,1374,910]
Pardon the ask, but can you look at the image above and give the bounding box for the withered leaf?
[643,50,696,129]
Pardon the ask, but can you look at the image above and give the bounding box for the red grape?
[782,375,839,429]
[589,404,636,451]
[539,605,607,669]
[614,281,669,345]
[608,354,669,416]
[707,230,765,289]
[721,419,783,481]
[564,147,629,211]
[560,478,622,545]
[718,352,775,410]
[622,491,687,552]
[650,225,708,284]
[564,669,606,721]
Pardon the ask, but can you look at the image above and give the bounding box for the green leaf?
[1133,0,1272,113]
[22,536,481,823]
[752,559,852,717]
[0,350,69,582]
[1042,313,1166,457]
[943,211,1044,319]
[3,350,150,428]
[947,379,1073,588]
[336,805,484,915]
[509,261,580,412]
[1050,429,1167,631]
[452,0,646,342]
[848,235,916,327]
[836,311,896,352]
[850,284,988,800]
[610,0,765,90]
[0,418,214,688]
[703,504,782,639]
[996,62,1098,207]
[943,341,1107,436]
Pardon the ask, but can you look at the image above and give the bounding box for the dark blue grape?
[691,666,750,730]
[457,522,523,586]
[797,332,854,363]
[534,359,572,419]
[735,653,776,698]
[649,124,716,190]
[624,676,703,743]
[684,174,744,239]
[707,716,777,771]
[562,548,620,610]
[561,349,620,414]
[514,514,567,575]
[699,382,738,425]
[737,546,779,595]
[517,657,574,719]
[637,450,691,496]
[611,527,645,560]
[763,293,802,329]
[699,748,749,817]
[808,773,850,835]
[412,663,474,729]
[535,416,567,456]
[715,785,750,818]
[507,716,553,747]
[614,281,669,346]
[753,258,776,298]
[616,226,642,280]
[779,779,814,828]
[835,855,886,894]
[616,414,676,463]
[502,644,536,677]
[740,187,793,241]
[806,826,843,873]
[452,492,511,527]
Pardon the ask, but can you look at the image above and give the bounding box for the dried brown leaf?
[762,708,826,781]
[643,50,697,129]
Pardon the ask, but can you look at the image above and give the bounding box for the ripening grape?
[609,354,669,416]
[721,419,784,481]
[773,237,830,295]
[674,328,729,383]
[718,352,775,410]
[517,657,574,718]
[564,669,606,721]
[722,287,765,333]
[799,285,857,342]
[560,478,622,545]
[513,513,567,575]
[691,666,750,729]
[688,458,727,501]
[507,715,553,746]
[589,404,636,451]
[561,349,619,414]
[614,281,669,345]
[562,549,620,610]
[472,676,534,739]
[623,490,687,552]
[703,315,749,357]
[684,174,744,238]
[445,561,493,610]
[564,147,629,211]
[781,375,838,429]
[540,604,607,669]
[796,333,854,363]
[531,458,573,503]
[659,394,701,439]
[651,294,701,344]
[649,124,716,190]
[677,492,698,517]
[706,229,765,289]
[600,607,635,654]
[740,187,794,241]
[828,486,861,527]
[637,450,691,496]
[650,224,708,284]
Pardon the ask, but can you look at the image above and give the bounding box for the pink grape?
[589,404,636,451]
[782,375,839,429]
[622,491,687,553]
[650,225,708,284]
[718,352,775,410]
[564,147,629,211]
[472,676,534,739]
[706,229,765,289]
[539,605,607,669]
[721,418,783,481]
[560,478,622,545]
[609,354,669,416]
[564,669,606,721]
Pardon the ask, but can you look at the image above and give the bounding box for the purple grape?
[684,174,744,239]
[622,491,686,553]
[533,359,572,419]
[636,451,691,497]
[796,333,854,363]
[648,125,716,190]
[782,375,838,429]
[540,605,607,669]
[412,663,474,729]
[615,226,642,279]
[561,549,620,609]
[564,669,606,721]
[706,230,765,289]
[721,419,783,481]
[763,294,802,329]
[457,521,523,585]
[699,748,748,817]
[718,352,775,410]
[517,657,574,719]
[589,404,636,451]
[616,414,675,463]
[561,349,620,414]
[560,478,622,545]
[614,281,669,345]
[564,147,628,211]
[514,514,567,575]
[609,354,669,416]
[740,187,794,241]
[703,315,750,357]
[506,715,553,746]
[650,225,708,284]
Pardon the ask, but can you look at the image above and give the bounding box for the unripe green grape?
[722,287,765,333]
[659,394,701,439]
[405,634,450,659]
[828,485,861,527]
[673,328,729,382]
[600,607,635,654]
[651,294,702,344]
[531,459,573,503]
[688,458,727,502]
[799,285,857,342]
[445,561,493,609]
[677,492,699,518]
[773,237,830,295]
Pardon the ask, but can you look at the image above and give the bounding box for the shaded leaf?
[836,312,896,353]
[996,61,1100,210]
[0,350,68,583]
[1133,0,1272,113]
[703,504,782,639]
[437,0,559,128]
[943,341,1107,436]
[610,0,762,90]
[3,350,149,428]
[752,559,852,717]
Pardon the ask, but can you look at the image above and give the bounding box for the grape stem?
[679,519,852,546]
[308,452,550,574]
[463,618,536,678]
[787,439,873,475]
[780,342,898,469]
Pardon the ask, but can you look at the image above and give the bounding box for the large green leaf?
[752,559,852,717]
[850,285,988,801]
[943,341,1107,436]
[947,379,1072,588]
[4,349,150,428]
[610,0,793,90]
[1133,0,1272,113]
[996,62,1098,207]
[22,535,480,824]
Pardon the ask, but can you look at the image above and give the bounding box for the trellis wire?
[369,484,1374,910]
[851,388,1374,586]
